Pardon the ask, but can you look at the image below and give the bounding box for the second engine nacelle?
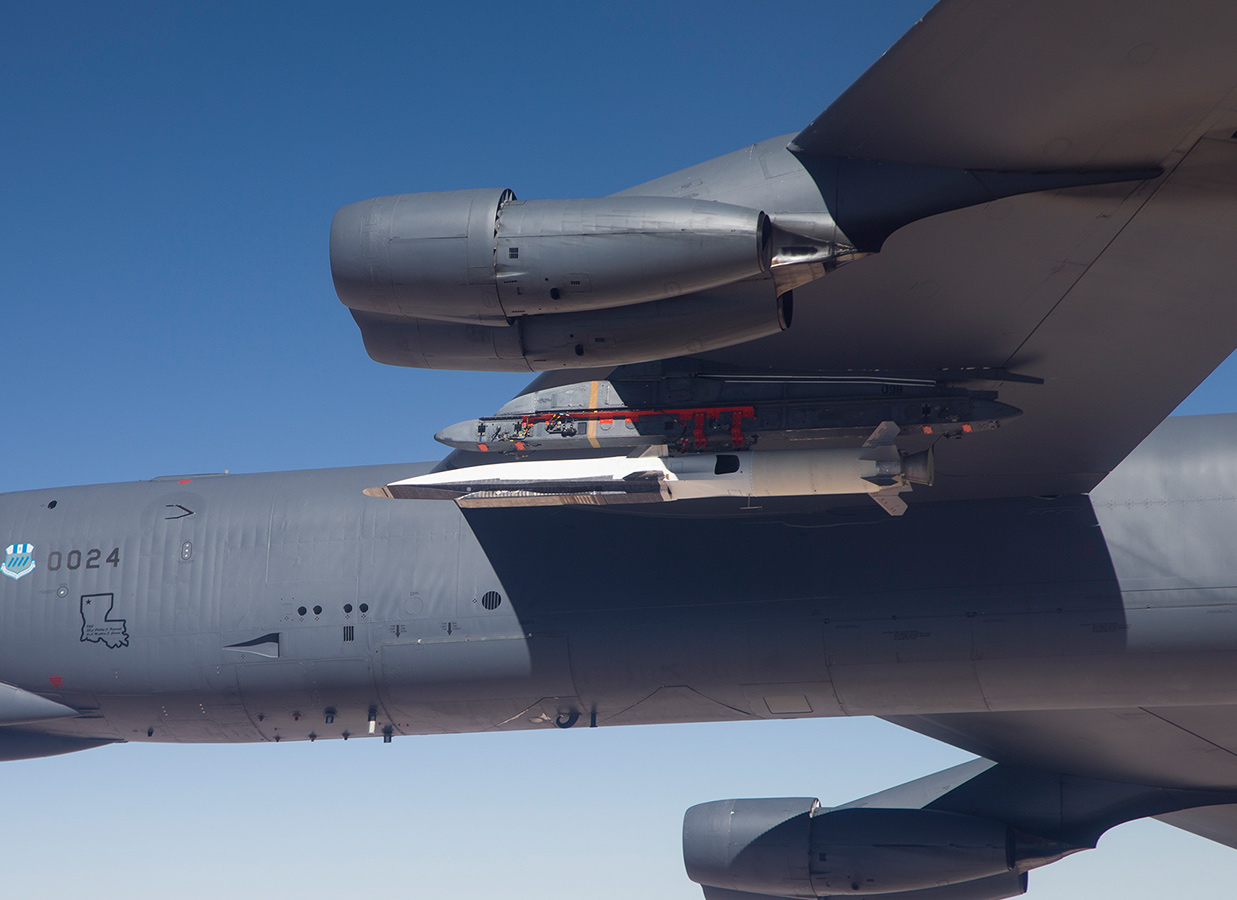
[348,282,791,372]
[330,188,776,323]
[683,800,1021,899]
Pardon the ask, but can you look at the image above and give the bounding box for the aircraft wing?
[886,707,1237,849]
[685,0,1237,502]
[791,0,1237,171]
[695,132,1237,502]
[338,1,1237,506]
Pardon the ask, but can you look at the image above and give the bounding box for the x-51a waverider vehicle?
[7,2,1237,898]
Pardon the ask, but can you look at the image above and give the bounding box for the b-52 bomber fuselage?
[13,3,1237,897]
[2,414,1233,762]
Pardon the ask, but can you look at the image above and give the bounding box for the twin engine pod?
[330,189,851,371]
[683,799,1041,900]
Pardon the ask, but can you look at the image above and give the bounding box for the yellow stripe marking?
[587,380,601,448]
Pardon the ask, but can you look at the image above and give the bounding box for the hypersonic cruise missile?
[366,422,933,516]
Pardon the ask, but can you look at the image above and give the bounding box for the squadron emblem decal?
[1,543,36,580]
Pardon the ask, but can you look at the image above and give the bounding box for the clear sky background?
[3,2,1235,897]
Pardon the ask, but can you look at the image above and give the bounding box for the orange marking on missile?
[586,381,601,448]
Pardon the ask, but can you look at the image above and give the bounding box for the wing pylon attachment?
[366,422,932,516]
[435,364,1027,455]
[375,362,1030,515]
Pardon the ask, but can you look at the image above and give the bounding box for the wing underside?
[888,705,1237,848]
[792,0,1237,172]
[696,133,1237,502]
[343,2,1237,509]
[638,0,1237,503]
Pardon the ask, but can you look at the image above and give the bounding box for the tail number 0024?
[47,548,121,571]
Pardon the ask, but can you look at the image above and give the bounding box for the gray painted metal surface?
[5,414,1237,752]
[10,2,1237,897]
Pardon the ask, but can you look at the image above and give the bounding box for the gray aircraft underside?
[2,413,1236,751]
[10,2,1237,898]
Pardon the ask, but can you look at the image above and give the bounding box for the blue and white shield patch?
[2,543,36,580]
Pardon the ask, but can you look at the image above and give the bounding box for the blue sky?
[2,2,1235,897]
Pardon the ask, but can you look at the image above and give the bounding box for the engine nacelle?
[685,798,820,899]
[330,189,776,323]
[695,873,1027,900]
[684,800,1019,899]
[349,282,791,372]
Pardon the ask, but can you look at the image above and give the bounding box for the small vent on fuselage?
[481,591,502,611]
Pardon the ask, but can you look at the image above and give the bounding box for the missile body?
[366,444,932,515]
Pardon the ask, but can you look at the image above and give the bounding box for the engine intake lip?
[778,291,794,330]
